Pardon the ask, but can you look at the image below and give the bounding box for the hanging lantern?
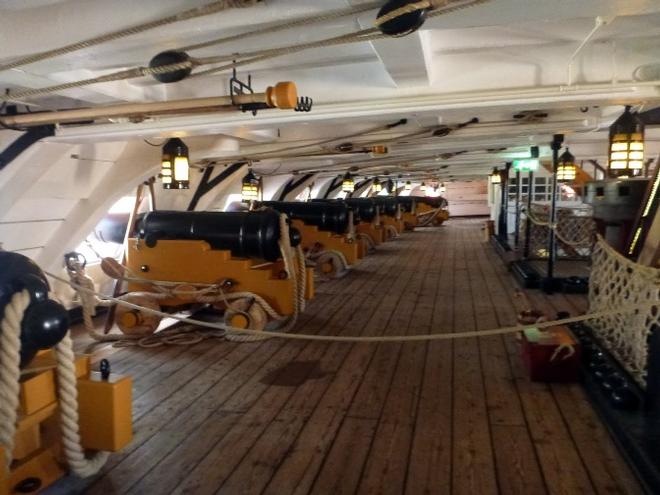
[404,181,412,191]
[241,168,260,202]
[161,138,190,189]
[609,105,645,178]
[341,172,355,193]
[420,182,427,192]
[490,168,502,184]
[439,183,447,194]
[372,177,383,193]
[556,148,577,182]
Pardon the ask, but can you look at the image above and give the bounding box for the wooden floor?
[48,218,642,495]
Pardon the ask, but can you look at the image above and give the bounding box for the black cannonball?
[149,50,192,83]
[610,385,640,410]
[0,252,70,367]
[601,373,627,392]
[376,0,428,37]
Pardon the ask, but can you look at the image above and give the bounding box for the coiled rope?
[416,208,443,227]
[0,290,109,477]
[0,0,491,104]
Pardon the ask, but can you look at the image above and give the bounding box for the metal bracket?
[229,66,268,116]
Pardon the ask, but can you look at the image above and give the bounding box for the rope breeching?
[0,0,491,104]
[416,208,443,227]
[0,289,109,477]
[43,263,660,343]
[64,214,305,347]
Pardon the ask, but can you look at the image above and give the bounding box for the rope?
[0,0,260,73]
[43,268,660,343]
[521,205,595,248]
[357,232,377,252]
[417,208,442,227]
[0,0,491,103]
[385,224,400,239]
[0,289,108,477]
[0,290,30,470]
[53,334,110,477]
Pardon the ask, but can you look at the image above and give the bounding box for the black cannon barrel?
[373,197,398,216]
[260,201,349,234]
[136,209,299,262]
[343,198,378,222]
[0,252,70,367]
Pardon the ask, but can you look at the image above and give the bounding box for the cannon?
[372,197,405,238]
[116,209,313,334]
[258,201,360,278]
[342,198,384,248]
[0,252,70,367]
[411,197,450,226]
[0,252,132,493]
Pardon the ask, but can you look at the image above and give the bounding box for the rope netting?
[588,237,660,388]
[521,203,597,259]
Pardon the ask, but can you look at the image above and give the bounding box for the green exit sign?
[513,159,540,172]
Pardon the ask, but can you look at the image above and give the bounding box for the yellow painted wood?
[356,222,383,245]
[12,425,40,461]
[125,239,305,315]
[290,220,359,265]
[7,446,65,495]
[78,372,133,452]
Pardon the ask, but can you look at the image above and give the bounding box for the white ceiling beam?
[349,1,430,87]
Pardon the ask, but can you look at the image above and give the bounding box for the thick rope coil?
[312,250,351,281]
[0,290,30,470]
[54,334,109,477]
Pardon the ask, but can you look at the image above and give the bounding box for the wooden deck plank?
[131,238,417,494]
[45,218,642,495]
[405,225,455,495]
[356,234,440,495]
[451,225,499,495]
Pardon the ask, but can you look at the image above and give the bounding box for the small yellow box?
[78,372,133,452]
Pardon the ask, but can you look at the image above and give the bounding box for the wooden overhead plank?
[451,225,498,495]
[127,239,411,494]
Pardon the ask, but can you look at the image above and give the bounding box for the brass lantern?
[372,177,383,193]
[161,138,190,189]
[341,172,355,193]
[241,168,260,202]
[556,148,577,182]
[404,180,412,191]
[420,182,427,192]
[439,182,447,194]
[609,106,645,178]
[490,167,501,184]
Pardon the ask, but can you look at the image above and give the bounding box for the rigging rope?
[0,290,109,476]
[0,0,260,73]
[0,0,491,104]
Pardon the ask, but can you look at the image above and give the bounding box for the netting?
[589,237,660,388]
[521,203,596,259]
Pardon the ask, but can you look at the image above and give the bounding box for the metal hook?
[294,97,313,113]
